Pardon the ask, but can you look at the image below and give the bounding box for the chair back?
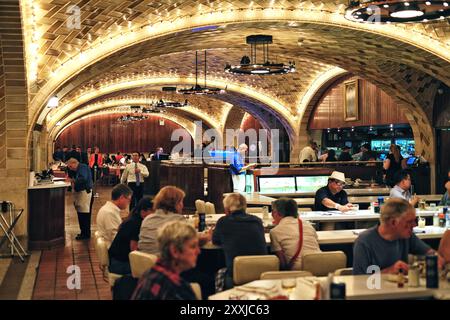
[260,270,313,280]
[205,202,216,215]
[96,237,109,270]
[246,207,263,214]
[334,267,353,276]
[129,251,158,279]
[302,251,347,276]
[233,255,280,285]
[195,200,206,214]
[190,282,202,300]
[95,236,124,286]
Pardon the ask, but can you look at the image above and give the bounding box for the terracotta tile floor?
[32,185,126,300]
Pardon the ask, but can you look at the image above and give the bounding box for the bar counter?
[28,181,70,250]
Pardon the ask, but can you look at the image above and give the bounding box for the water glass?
[418,217,426,228]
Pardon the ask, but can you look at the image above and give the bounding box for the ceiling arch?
[54,108,197,143]
[28,15,450,136]
[45,76,298,138]
[48,97,220,142]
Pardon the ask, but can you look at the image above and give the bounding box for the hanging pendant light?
[345,0,450,23]
[224,35,296,75]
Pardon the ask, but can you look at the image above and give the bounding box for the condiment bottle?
[397,269,405,288]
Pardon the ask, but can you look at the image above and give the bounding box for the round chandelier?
[178,51,225,95]
[345,0,450,23]
[224,35,295,75]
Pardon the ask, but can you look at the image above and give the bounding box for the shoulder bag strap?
[287,219,303,270]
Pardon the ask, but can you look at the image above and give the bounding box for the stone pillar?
[0,0,29,241]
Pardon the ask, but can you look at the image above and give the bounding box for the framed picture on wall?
[344,79,359,121]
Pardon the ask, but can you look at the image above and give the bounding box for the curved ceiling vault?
[28,11,450,134]
[20,2,450,168]
[54,109,198,144]
[49,87,232,130]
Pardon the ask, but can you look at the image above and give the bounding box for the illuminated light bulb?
[47,96,59,108]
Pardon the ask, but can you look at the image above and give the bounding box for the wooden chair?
[195,200,206,214]
[334,267,353,276]
[95,237,122,287]
[129,251,158,279]
[302,251,347,276]
[233,255,280,285]
[190,282,202,300]
[205,202,216,215]
[260,270,313,280]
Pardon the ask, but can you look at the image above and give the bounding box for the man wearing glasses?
[389,170,420,207]
[353,198,445,275]
[314,171,354,212]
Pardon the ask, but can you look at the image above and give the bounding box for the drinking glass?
[281,278,297,296]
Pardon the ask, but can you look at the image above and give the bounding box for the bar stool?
[0,201,28,261]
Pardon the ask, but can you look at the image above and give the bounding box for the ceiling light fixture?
[224,35,295,75]
[47,96,59,108]
[117,105,150,122]
[152,98,189,108]
[345,0,450,23]
[178,51,225,94]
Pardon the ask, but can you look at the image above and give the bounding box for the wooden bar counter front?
[28,181,70,250]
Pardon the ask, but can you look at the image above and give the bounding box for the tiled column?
[0,0,29,240]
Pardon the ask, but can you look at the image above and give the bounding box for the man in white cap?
[314,171,354,212]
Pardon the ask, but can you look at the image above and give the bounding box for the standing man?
[62,146,70,162]
[150,147,165,161]
[78,146,88,165]
[439,169,450,206]
[89,146,103,183]
[66,158,93,240]
[299,140,318,163]
[53,146,64,162]
[338,146,353,161]
[121,151,149,209]
[229,144,254,192]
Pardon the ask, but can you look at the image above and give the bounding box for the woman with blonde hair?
[384,144,406,187]
[131,221,200,300]
[138,186,186,254]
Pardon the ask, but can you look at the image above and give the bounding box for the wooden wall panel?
[309,76,409,129]
[436,129,450,193]
[434,85,450,128]
[56,114,193,155]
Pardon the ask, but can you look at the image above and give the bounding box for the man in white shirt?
[121,152,149,209]
[389,170,420,207]
[270,198,321,270]
[299,141,318,163]
[96,184,132,248]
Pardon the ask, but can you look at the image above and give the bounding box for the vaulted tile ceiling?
[22,0,450,139]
